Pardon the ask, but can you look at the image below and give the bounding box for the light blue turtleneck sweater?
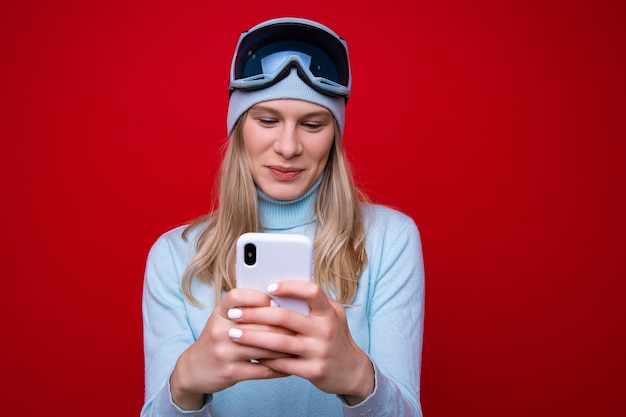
[141,179,425,416]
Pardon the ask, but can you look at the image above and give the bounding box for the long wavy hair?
[181,112,368,306]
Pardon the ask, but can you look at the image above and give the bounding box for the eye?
[302,122,323,130]
[258,118,278,126]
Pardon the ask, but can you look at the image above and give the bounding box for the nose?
[273,124,303,159]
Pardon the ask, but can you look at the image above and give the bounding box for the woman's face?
[242,99,335,201]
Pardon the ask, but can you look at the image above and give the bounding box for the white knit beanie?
[227,68,346,136]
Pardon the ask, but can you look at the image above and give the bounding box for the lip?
[267,165,304,180]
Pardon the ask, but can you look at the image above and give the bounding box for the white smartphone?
[236,232,313,315]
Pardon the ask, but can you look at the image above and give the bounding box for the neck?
[257,176,322,230]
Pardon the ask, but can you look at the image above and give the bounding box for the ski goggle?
[229,18,352,98]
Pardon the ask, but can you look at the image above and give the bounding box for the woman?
[141,17,424,416]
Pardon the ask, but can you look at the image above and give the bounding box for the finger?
[258,356,303,376]
[326,297,348,321]
[228,360,290,382]
[219,288,273,314]
[228,325,306,358]
[228,315,298,336]
[230,305,308,334]
[267,281,332,315]
[227,323,296,360]
[228,341,294,362]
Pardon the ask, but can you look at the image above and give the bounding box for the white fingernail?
[228,328,243,339]
[228,308,242,319]
[267,283,278,293]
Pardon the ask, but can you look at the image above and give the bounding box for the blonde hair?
[181,112,368,306]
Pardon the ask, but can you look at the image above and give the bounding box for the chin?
[262,184,307,201]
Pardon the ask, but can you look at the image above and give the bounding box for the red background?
[1,1,624,415]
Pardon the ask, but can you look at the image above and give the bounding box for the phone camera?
[244,243,256,266]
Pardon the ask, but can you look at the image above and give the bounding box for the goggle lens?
[230,23,351,97]
[261,51,311,76]
[236,40,347,87]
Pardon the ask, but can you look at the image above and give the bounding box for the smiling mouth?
[268,166,303,180]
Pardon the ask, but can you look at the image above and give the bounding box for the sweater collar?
[257,176,322,230]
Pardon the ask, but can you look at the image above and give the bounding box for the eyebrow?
[249,105,331,119]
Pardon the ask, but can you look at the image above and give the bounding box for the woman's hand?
[227,281,375,405]
[169,288,292,410]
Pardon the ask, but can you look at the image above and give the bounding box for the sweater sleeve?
[343,212,425,417]
[140,228,213,417]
